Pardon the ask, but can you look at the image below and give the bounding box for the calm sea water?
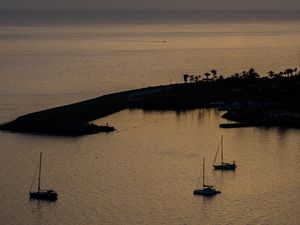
[0,10,300,225]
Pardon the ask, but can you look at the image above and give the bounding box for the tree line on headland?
[182,67,298,83]
[177,67,300,128]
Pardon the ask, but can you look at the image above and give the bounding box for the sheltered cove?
[1,70,300,136]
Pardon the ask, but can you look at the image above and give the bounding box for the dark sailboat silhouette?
[29,152,58,201]
[213,135,236,170]
[193,158,221,196]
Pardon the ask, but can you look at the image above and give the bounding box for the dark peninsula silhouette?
[1,68,300,136]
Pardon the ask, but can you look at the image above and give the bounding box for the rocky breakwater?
[0,91,130,136]
[0,86,175,136]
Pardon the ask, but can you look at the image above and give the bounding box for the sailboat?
[193,158,221,196]
[213,135,236,170]
[29,152,58,201]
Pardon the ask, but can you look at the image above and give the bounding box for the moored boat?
[213,135,236,170]
[193,158,221,196]
[29,152,58,201]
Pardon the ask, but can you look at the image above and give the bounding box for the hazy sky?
[1,0,300,10]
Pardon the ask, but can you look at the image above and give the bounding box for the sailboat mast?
[38,152,42,192]
[203,158,205,188]
[221,135,224,164]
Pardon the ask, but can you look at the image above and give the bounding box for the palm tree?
[247,68,259,79]
[183,74,189,83]
[294,68,299,76]
[189,75,195,83]
[268,70,275,78]
[278,71,284,77]
[204,72,211,81]
[211,69,217,80]
[288,68,294,76]
[284,69,290,77]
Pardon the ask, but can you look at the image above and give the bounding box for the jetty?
[0,86,177,135]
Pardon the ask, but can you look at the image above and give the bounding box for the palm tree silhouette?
[211,69,217,80]
[204,72,211,81]
[189,75,195,83]
[183,74,189,83]
[268,70,275,78]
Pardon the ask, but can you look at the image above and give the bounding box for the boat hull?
[213,163,236,170]
[193,188,221,196]
[29,190,58,201]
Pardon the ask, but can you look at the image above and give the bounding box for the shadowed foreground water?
[0,108,300,225]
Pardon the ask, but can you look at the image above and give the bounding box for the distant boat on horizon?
[193,158,221,197]
[213,135,236,170]
[29,152,58,201]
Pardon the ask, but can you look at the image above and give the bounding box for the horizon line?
[1,9,300,12]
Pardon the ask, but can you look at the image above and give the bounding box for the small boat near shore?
[213,135,236,170]
[29,152,58,201]
[193,158,221,196]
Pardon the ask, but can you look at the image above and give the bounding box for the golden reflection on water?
[0,108,300,224]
